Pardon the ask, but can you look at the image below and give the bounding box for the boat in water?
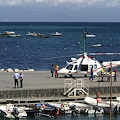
[0,104,27,119]
[84,96,119,114]
[26,32,44,37]
[86,34,96,37]
[51,32,62,36]
[91,44,101,47]
[7,34,21,37]
[0,31,15,36]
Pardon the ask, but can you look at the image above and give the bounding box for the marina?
[0,22,120,120]
[0,71,120,119]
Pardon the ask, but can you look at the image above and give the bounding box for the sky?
[0,0,120,22]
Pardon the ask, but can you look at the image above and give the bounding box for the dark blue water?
[0,22,120,71]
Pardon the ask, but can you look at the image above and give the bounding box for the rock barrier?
[0,68,35,72]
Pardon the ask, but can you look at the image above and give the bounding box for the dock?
[0,71,120,105]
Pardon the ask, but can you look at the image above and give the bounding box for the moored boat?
[7,34,21,37]
[26,32,44,37]
[91,44,101,47]
[86,34,96,37]
[51,32,62,36]
[0,104,27,119]
[36,103,59,116]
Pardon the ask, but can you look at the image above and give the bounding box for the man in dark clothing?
[89,66,93,81]
[51,65,54,78]
[114,67,117,82]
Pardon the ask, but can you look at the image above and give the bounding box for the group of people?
[51,65,59,78]
[13,71,24,88]
[89,65,117,82]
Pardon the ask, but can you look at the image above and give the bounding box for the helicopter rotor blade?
[89,53,120,55]
[76,54,83,56]
[43,54,79,60]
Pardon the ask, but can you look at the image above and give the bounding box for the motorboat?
[0,104,27,119]
[68,102,104,115]
[7,34,21,37]
[84,96,119,114]
[26,32,34,36]
[86,34,96,37]
[5,31,15,35]
[91,44,101,47]
[4,31,21,37]
[0,31,15,36]
[36,103,59,116]
[26,32,44,37]
[51,32,62,36]
[48,102,77,114]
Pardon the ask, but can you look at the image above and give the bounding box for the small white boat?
[0,31,15,36]
[48,103,74,114]
[116,97,120,102]
[51,32,62,36]
[26,32,44,37]
[0,104,27,119]
[5,31,15,35]
[68,102,104,115]
[7,34,21,37]
[86,34,96,37]
[84,96,119,114]
[91,44,101,47]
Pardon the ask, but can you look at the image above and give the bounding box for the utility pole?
[109,62,113,120]
[82,28,87,53]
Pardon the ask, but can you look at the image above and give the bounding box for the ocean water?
[0,22,120,72]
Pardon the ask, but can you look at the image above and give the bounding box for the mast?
[109,62,113,120]
[82,28,87,53]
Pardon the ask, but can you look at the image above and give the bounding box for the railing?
[64,79,89,97]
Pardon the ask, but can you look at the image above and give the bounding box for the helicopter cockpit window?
[81,65,88,71]
[66,64,73,70]
[94,64,97,69]
[74,65,78,70]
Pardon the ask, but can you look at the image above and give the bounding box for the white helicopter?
[58,28,120,77]
[58,52,120,77]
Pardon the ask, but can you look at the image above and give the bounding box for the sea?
[0,22,120,72]
[0,22,120,120]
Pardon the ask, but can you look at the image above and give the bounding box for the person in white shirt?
[19,72,24,88]
[13,72,20,88]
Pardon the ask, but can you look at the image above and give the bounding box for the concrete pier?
[0,71,120,104]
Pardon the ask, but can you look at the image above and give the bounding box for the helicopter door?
[81,65,88,71]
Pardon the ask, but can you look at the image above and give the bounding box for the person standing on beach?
[19,72,24,88]
[13,71,20,88]
[51,65,54,78]
[55,65,59,78]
